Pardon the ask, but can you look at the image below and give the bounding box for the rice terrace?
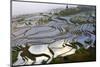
[11,1,96,66]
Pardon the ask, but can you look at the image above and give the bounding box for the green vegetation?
[17,18,24,22]
[50,41,96,64]
[12,51,19,64]
[78,6,96,12]
[50,57,65,64]
[11,46,21,64]
[12,43,96,64]
[54,8,80,16]
[70,15,96,24]
[66,47,96,62]
[50,47,96,64]
[38,17,52,24]
[70,16,88,24]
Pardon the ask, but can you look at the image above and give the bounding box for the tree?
[66,4,68,9]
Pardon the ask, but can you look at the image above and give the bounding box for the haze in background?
[12,1,77,16]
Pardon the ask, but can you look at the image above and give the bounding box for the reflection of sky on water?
[12,2,96,65]
[12,1,77,16]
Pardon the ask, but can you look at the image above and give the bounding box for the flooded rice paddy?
[11,5,96,66]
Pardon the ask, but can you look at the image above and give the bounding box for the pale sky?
[12,1,77,16]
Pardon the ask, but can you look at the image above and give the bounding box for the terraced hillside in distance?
[11,2,96,66]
